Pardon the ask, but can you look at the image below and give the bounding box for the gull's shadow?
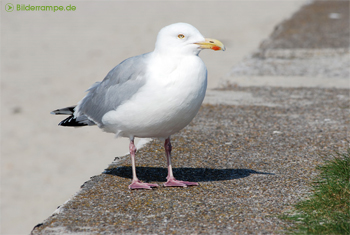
[103,167,274,182]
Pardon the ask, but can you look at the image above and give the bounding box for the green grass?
[282,149,350,234]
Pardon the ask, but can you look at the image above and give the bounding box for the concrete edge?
[220,76,350,89]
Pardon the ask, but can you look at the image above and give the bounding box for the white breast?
[101,54,207,138]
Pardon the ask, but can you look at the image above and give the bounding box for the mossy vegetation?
[282,149,350,234]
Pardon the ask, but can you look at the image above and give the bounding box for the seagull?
[51,22,225,189]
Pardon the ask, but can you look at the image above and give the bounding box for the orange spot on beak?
[195,38,225,51]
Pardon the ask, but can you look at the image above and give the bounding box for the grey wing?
[74,52,151,126]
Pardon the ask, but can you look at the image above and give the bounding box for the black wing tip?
[51,106,76,115]
[58,115,88,127]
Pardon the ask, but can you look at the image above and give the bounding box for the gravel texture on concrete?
[259,0,349,50]
[31,86,349,234]
[226,0,350,79]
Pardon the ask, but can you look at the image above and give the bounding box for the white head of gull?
[51,22,225,189]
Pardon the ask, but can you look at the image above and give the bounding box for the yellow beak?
[195,38,226,51]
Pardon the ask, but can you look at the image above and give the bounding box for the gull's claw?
[164,177,198,187]
[129,180,159,190]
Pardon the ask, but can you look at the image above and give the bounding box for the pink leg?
[163,137,198,187]
[128,138,158,190]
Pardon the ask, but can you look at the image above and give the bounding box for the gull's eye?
[178,34,185,39]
